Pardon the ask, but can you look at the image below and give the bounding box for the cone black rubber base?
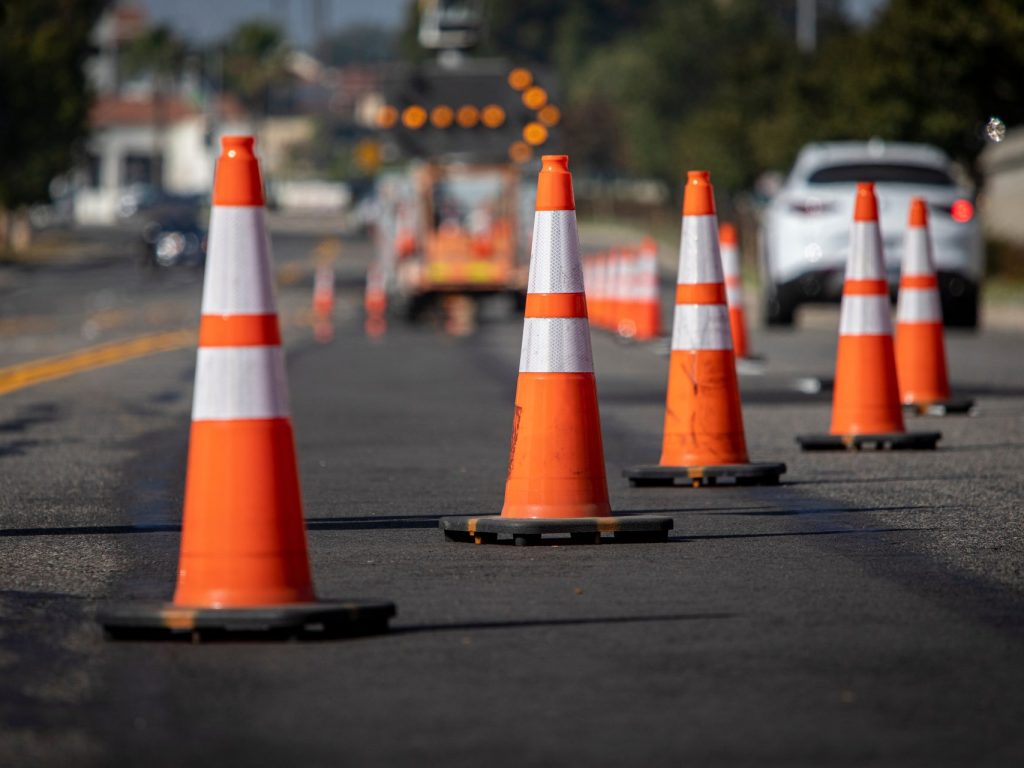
[623,462,786,488]
[98,600,395,641]
[796,431,941,451]
[439,515,672,546]
[903,398,975,416]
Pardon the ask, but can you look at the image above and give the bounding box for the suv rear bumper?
[770,269,978,327]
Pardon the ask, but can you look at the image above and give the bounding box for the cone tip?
[853,182,878,222]
[908,197,928,227]
[221,135,255,154]
[536,154,575,211]
[682,170,716,216]
[214,135,264,206]
[719,222,738,245]
[541,154,569,172]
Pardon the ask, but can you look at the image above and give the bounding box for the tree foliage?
[0,0,107,208]
[433,0,1024,193]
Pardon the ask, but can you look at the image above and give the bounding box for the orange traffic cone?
[312,261,335,343]
[624,171,785,487]
[364,260,388,339]
[798,183,940,450]
[719,223,752,360]
[440,155,670,545]
[614,247,638,339]
[606,248,623,335]
[895,199,973,415]
[595,251,611,330]
[631,237,662,342]
[100,136,395,639]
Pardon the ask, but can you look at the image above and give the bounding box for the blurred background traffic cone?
[440,155,670,545]
[616,246,638,339]
[312,260,336,343]
[719,223,752,360]
[364,260,388,339]
[608,247,625,336]
[624,171,785,487]
[100,136,395,639]
[631,237,662,342]
[896,198,973,415]
[798,183,940,450]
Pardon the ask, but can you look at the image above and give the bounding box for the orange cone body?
[174,136,314,608]
[719,223,750,359]
[502,155,610,519]
[829,183,905,435]
[660,172,749,467]
[631,238,662,341]
[895,199,950,405]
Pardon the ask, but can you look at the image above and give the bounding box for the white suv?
[759,141,983,327]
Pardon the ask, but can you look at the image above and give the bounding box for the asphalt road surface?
[1,227,1023,766]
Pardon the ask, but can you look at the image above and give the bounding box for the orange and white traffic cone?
[312,261,335,343]
[895,198,973,415]
[440,155,670,545]
[719,223,753,360]
[615,247,638,339]
[595,251,611,330]
[631,237,662,342]
[100,136,395,639]
[364,260,388,339]
[605,248,622,334]
[798,183,940,450]
[624,171,785,487]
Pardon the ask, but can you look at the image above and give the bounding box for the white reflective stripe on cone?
[677,215,723,285]
[846,221,886,280]
[902,228,934,276]
[721,244,741,281]
[726,285,743,306]
[192,346,291,420]
[528,211,584,294]
[519,317,594,373]
[897,288,943,323]
[670,304,732,351]
[839,294,893,335]
[202,206,277,315]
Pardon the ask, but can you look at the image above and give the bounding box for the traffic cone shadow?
[896,198,973,416]
[439,156,671,545]
[99,136,395,639]
[623,171,786,487]
[797,184,941,450]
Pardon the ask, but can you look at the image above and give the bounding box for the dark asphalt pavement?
[1,229,1023,766]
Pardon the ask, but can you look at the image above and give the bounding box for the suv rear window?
[808,163,954,186]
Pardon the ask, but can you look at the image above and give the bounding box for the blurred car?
[759,140,983,327]
[141,217,206,268]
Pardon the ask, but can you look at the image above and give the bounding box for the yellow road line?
[0,329,196,397]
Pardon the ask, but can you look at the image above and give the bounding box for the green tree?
[0,0,107,249]
[852,0,1024,181]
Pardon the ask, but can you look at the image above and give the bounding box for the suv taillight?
[950,198,974,223]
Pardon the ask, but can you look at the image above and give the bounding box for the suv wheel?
[764,284,797,327]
